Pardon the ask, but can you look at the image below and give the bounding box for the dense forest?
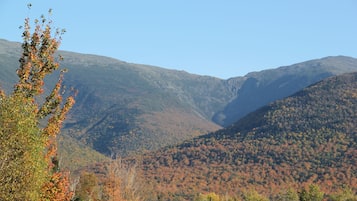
[135,73,357,200]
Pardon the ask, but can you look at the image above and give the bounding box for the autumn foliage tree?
[0,6,75,200]
[74,171,101,201]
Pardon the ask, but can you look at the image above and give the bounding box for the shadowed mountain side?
[139,72,357,199]
[214,56,357,126]
[0,40,22,91]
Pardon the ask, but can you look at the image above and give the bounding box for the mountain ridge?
[215,55,357,126]
[1,38,357,160]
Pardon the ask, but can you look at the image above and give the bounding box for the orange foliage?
[41,172,73,201]
[13,8,76,200]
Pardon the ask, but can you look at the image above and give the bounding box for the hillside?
[139,72,357,199]
[214,56,357,126]
[1,38,357,160]
[0,39,230,158]
[56,52,234,156]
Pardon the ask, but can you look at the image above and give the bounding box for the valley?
[1,38,356,200]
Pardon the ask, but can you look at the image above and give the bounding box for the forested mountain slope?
[0,39,230,157]
[1,39,357,160]
[139,72,357,199]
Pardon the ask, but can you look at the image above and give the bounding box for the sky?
[0,1,357,79]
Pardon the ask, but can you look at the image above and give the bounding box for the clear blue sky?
[1,1,356,78]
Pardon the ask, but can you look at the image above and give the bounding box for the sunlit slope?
[140,72,357,198]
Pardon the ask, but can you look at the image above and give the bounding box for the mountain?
[1,38,357,160]
[214,56,357,126]
[0,39,231,157]
[139,72,357,199]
